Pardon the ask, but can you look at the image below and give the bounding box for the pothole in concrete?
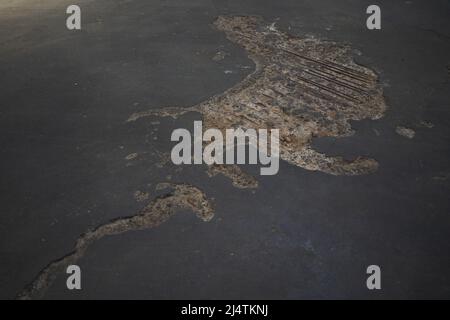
[129,15,387,178]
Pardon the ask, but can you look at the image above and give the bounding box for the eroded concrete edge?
[17,184,214,300]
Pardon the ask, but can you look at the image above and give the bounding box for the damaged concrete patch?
[212,51,227,61]
[128,15,386,176]
[17,184,214,300]
[396,126,415,139]
[207,164,258,189]
[133,190,149,202]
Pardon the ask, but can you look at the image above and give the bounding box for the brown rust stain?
[129,15,386,176]
[17,184,214,300]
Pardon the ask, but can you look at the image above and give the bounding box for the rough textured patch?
[212,51,227,61]
[207,164,258,189]
[133,190,149,202]
[128,15,386,176]
[396,126,415,139]
[17,184,214,300]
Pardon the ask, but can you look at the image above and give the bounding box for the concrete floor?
[1,0,449,299]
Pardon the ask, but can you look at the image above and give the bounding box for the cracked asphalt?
[1,0,450,299]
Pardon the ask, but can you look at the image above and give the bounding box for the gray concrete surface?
[0,0,449,299]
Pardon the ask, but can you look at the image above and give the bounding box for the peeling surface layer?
[17,184,214,300]
[129,15,386,175]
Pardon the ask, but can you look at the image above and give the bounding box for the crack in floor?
[17,183,214,300]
